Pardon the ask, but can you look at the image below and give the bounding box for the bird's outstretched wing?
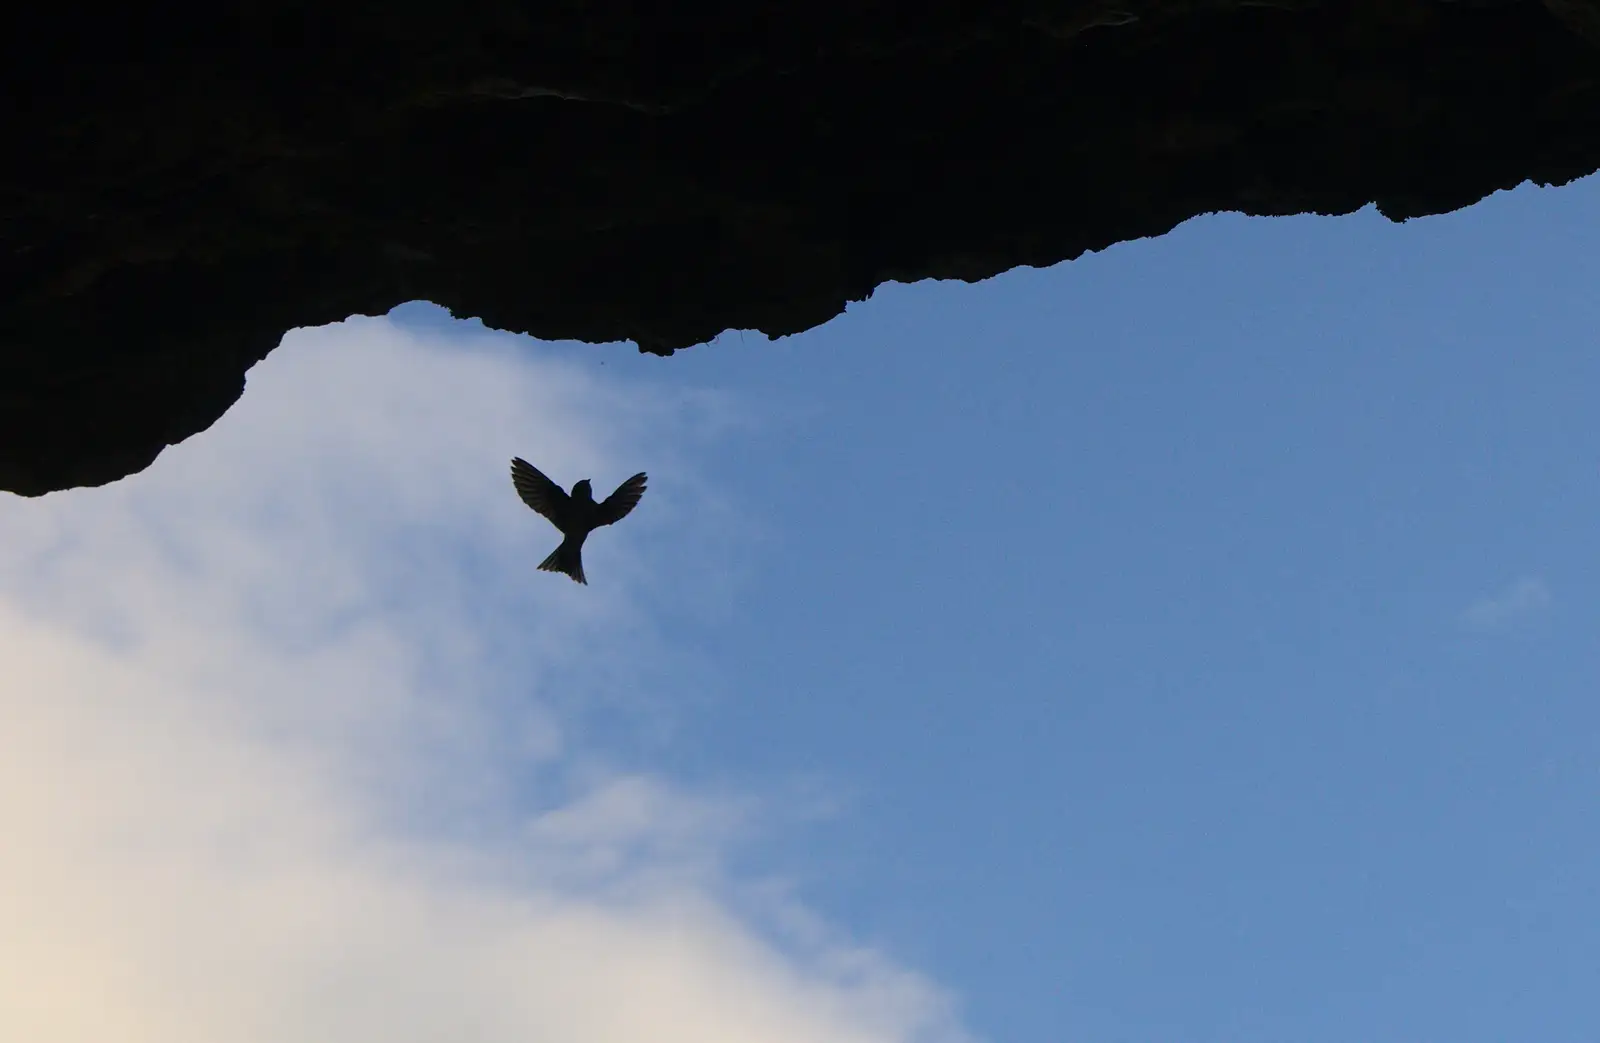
[595,472,648,527]
[510,457,571,525]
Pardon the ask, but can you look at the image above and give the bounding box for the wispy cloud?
[1461,575,1551,630]
[0,317,969,1043]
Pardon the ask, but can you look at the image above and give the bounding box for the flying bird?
[510,457,648,585]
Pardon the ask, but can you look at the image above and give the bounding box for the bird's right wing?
[510,457,570,525]
[595,472,648,527]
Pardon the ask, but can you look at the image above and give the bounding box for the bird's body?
[510,458,647,584]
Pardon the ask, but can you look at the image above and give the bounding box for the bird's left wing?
[510,457,571,525]
[595,472,648,527]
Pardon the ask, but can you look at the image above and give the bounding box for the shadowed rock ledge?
[4,1,1599,494]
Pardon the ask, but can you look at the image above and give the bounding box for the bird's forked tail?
[539,536,587,585]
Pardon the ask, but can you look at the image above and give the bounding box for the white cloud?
[0,317,969,1043]
[1461,575,1551,629]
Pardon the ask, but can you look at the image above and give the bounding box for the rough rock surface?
[4,1,1599,495]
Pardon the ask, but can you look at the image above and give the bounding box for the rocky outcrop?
[4,1,1599,494]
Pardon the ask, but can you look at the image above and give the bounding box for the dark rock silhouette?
[510,457,647,584]
[6,2,1600,495]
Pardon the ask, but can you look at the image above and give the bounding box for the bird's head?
[571,478,594,502]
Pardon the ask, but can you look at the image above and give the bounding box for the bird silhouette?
[510,457,648,584]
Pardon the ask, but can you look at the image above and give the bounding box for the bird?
[509,457,648,585]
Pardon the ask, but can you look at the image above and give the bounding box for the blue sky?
[618,179,1600,1043]
[3,174,1597,1042]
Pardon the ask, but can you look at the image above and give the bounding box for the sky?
[3,173,1599,1042]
